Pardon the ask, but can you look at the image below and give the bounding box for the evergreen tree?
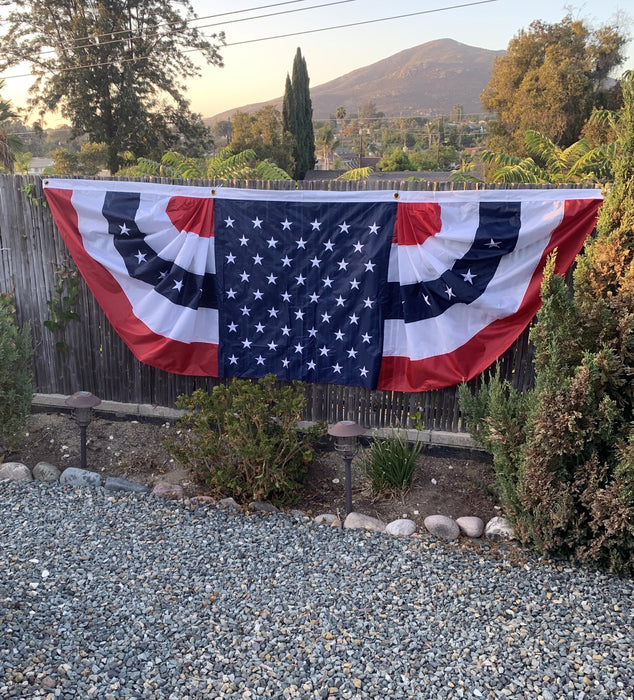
[282,48,315,180]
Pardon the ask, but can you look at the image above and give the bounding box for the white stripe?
[72,190,218,345]
[383,201,564,359]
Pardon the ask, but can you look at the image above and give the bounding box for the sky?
[1,0,633,123]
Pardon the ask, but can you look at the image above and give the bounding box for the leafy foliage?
[165,375,325,505]
[481,14,627,154]
[44,265,80,354]
[0,0,224,173]
[460,72,634,575]
[359,431,425,495]
[0,294,34,452]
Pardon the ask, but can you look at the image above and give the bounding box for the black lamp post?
[327,420,366,516]
[65,391,101,469]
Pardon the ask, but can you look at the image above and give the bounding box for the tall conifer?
[282,48,315,180]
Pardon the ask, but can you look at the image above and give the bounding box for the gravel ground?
[1,481,633,700]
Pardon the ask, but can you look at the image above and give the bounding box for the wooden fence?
[0,174,566,432]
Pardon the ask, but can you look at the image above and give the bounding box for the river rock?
[456,516,484,538]
[485,516,516,541]
[314,513,338,525]
[343,512,386,532]
[249,501,279,513]
[0,462,32,481]
[33,461,61,482]
[385,519,417,537]
[423,514,460,540]
[151,482,183,499]
[218,497,239,509]
[104,476,149,494]
[59,467,102,488]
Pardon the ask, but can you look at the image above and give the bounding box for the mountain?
[206,38,504,123]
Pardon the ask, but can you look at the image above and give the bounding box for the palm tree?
[0,83,22,173]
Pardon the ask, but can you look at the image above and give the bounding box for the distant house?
[28,158,54,175]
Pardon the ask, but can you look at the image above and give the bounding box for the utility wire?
[1,0,498,82]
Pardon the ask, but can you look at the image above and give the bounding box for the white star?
[294,342,304,354]
[359,366,369,377]
[363,297,374,308]
[266,273,278,284]
[227,322,237,332]
[256,355,265,365]
[296,237,307,249]
[337,259,349,271]
[268,340,278,351]
[242,338,252,348]
[323,239,335,252]
[228,354,238,365]
[311,219,321,230]
[445,286,455,300]
[119,223,130,236]
[338,222,350,233]
[281,218,292,230]
[309,292,320,303]
[461,269,477,284]
[334,329,345,341]
[348,313,359,325]
[349,278,360,290]
[253,253,263,265]
[310,256,321,268]
[485,239,500,248]
[281,255,292,267]
[307,360,316,370]
[347,348,358,358]
[240,306,250,316]
[239,235,249,246]
[255,322,265,333]
[281,325,291,336]
[321,311,331,323]
[362,333,371,343]
[353,241,364,253]
[295,273,306,286]
[281,291,292,302]
[332,363,342,374]
[295,309,305,320]
[252,217,263,229]
[240,271,250,282]
[224,217,234,228]
[268,307,279,318]
[308,327,318,338]
[267,237,278,248]
[364,260,375,272]
[173,279,183,292]
[368,222,380,234]
[322,276,333,288]
[225,252,236,264]
[226,288,237,299]
[282,358,290,368]
[335,295,346,306]
[253,289,263,300]
[423,293,431,306]
[135,250,146,264]
[158,270,168,280]
[319,345,329,356]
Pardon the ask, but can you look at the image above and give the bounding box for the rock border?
[0,460,516,543]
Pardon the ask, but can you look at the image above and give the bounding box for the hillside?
[206,38,504,123]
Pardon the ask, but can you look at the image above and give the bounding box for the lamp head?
[65,391,101,428]
[327,420,365,458]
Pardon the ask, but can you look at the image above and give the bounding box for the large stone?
[60,467,102,488]
[249,501,279,514]
[314,513,338,525]
[218,497,239,510]
[33,461,61,483]
[0,462,32,481]
[385,519,417,537]
[456,516,484,538]
[104,476,149,495]
[343,512,386,533]
[151,482,183,499]
[485,516,515,541]
[423,514,460,540]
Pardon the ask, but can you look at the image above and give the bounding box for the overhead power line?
[1,0,498,82]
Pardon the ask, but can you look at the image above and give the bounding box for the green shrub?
[359,431,425,495]
[165,374,325,505]
[0,294,34,452]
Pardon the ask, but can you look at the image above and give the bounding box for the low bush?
[359,430,425,495]
[165,374,325,505]
[0,294,34,452]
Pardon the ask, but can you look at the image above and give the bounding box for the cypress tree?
[283,48,315,180]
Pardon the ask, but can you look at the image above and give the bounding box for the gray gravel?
[1,481,633,699]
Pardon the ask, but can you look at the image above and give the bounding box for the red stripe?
[44,187,219,376]
[377,197,602,391]
[393,201,442,244]
[166,196,214,238]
